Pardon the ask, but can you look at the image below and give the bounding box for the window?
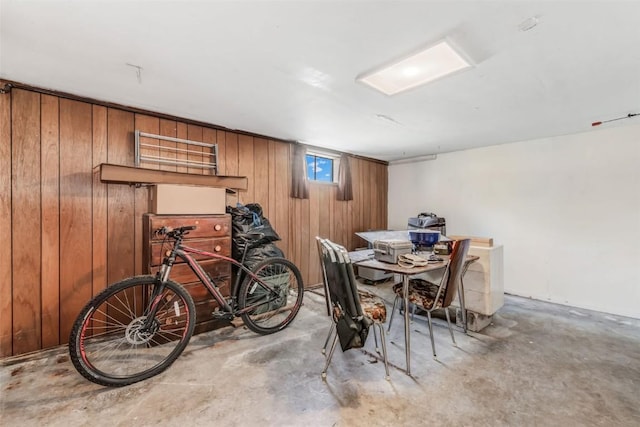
[306,153,337,183]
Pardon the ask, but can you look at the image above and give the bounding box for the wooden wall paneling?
[214,130,232,205]
[215,130,227,175]
[371,161,380,229]
[134,115,159,276]
[159,119,178,172]
[315,184,331,284]
[362,159,372,235]
[238,134,254,204]
[272,141,289,256]
[40,94,60,348]
[383,163,388,227]
[328,184,336,241]
[11,89,42,354]
[106,109,136,284]
[59,99,93,340]
[224,132,239,206]
[330,185,341,244]
[370,161,380,231]
[225,132,239,175]
[0,88,13,356]
[91,105,108,340]
[287,140,298,262]
[187,124,204,175]
[307,184,320,286]
[345,196,352,248]
[330,185,344,241]
[349,157,357,242]
[319,185,331,241]
[299,193,311,287]
[267,140,277,224]
[253,138,269,212]
[379,162,388,229]
[176,122,188,173]
[348,158,360,250]
[378,162,385,229]
[202,127,216,176]
[288,198,300,273]
[360,158,370,247]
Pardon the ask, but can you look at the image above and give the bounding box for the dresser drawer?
[146,214,231,241]
[149,237,231,266]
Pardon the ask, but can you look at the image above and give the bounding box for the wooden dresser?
[143,214,232,334]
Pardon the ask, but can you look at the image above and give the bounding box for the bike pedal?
[211,311,234,321]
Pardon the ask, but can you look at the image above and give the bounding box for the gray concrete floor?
[1,284,639,427]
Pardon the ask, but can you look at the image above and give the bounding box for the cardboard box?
[149,184,226,214]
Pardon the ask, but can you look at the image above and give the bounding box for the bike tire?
[238,257,304,335]
[68,275,196,387]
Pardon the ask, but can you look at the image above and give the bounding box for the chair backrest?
[328,241,365,318]
[441,238,472,308]
[321,240,361,318]
[315,236,332,316]
[320,238,370,351]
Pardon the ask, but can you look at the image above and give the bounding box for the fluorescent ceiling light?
[357,40,472,95]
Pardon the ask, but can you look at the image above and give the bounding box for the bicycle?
[68,225,304,387]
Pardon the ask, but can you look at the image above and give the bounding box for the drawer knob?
[214,245,222,252]
[214,224,222,231]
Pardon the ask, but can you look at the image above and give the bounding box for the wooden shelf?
[98,163,248,190]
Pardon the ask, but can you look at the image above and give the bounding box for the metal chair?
[388,238,471,358]
[317,237,390,380]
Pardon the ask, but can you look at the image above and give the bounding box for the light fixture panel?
[357,40,472,96]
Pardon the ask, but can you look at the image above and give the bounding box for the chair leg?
[445,308,456,345]
[426,311,437,358]
[375,322,391,381]
[372,322,380,354]
[387,295,399,332]
[322,331,340,380]
[322,323,336,356]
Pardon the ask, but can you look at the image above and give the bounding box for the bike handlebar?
[155,225,264,243]
[154,225,197,239]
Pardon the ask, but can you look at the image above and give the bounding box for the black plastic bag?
[227,203,281,260]
[243,243,284,271]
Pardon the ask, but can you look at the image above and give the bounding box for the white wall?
[388,123,640,319]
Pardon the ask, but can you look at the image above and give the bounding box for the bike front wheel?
[238,257,304,335]
[68,275,196,387]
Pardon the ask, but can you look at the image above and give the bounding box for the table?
[355,255,478,375]
[355,230,452,244]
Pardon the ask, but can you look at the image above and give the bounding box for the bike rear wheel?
[238,257,304,335]
[68,275,196,387]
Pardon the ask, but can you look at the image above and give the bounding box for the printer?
[408,212,446,235]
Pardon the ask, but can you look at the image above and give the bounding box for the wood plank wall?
[0,86,387,357]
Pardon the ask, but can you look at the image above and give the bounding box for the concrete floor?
[1,284,639,427]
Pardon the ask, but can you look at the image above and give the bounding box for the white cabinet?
[451,244,504,316]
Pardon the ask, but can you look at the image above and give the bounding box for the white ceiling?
[2,0,639,161]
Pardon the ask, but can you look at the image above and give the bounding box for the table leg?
[458,263,471,333]
[403,274,411,375]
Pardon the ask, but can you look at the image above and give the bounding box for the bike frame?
[153,238,278,318]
